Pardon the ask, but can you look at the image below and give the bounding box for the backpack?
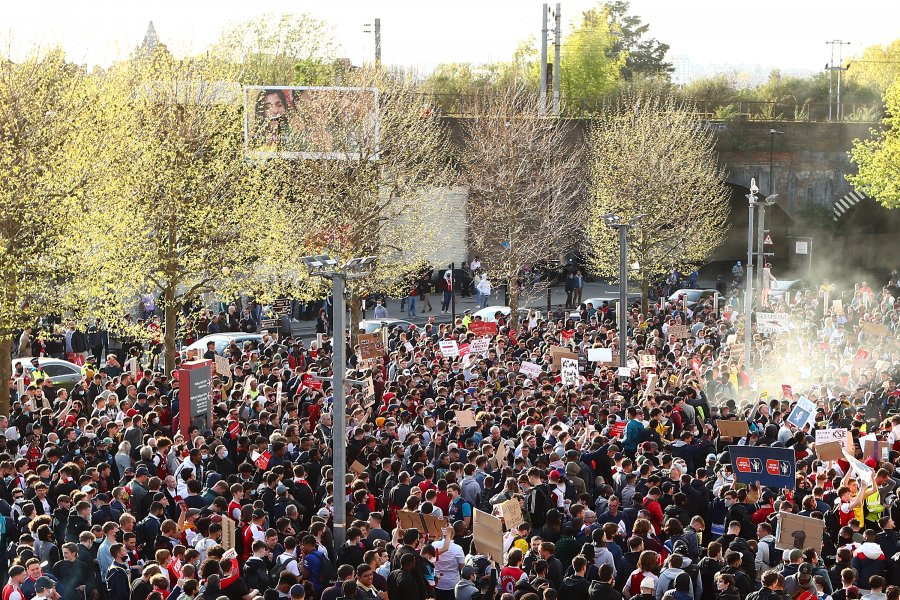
[270,554,297,580]
[309,550,337,587]
[823,506,841,538]
[764,539,783,569]
[474,492,492,514]
[465,554,492,579]
[243,557,273,591]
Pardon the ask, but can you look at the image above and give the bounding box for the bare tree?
[461,89,585,327]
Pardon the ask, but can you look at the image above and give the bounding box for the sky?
[2,0,898,75]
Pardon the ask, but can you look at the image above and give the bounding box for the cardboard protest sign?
[645,373,658,395]
[832,299,844,315]
[221,516,236,550]
[350,461,367,476]
[587,347,613,363]
[213,354,232,379]
[815,440,843,462]
[669,325,691,340]
[729,445,796,489]
[358,333,385,360]
[716,419,749,438]
[561,357,579,387]
[468,321,498,337]
[397,510,422,531]
[473,510,505,565]
[862,436,890,462]
[861,321,890,337]
[815,428,853,452]
[626,357,639,370]
[781,384,793,400]
[455,409,477,428]
[421,513,450,537]
[498,498,525,528]
[550,346,579,369]
[639,354,657,369]
[494,438,508,470]
[775,511,823,552]
[519,362,542,379]
[439,340,460,358]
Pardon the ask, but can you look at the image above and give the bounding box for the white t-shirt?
[276,552,301,577]
[434,541,465,591]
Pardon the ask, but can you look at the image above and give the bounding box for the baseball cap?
[461,565,478,579]
[276,485,288,495]
[135,466,150,476]
[252,509,267,519]
[798,563,813,582]
[788,549,804,562]
[34,577,56,593]
[641,577,656,591]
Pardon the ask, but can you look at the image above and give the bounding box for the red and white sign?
[609,422,626,437]
[736,457,751,473]
[782,384,793,400]
[468,321,498,337]
[766,459,781,475]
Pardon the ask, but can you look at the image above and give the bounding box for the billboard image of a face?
[245,86,379,160]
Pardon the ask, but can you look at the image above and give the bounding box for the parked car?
[569,295,641,321]
[10,357,83,391]
[357,319,415,334]
[472,306,531,323]
[668,289,722,309]
[184,333,263,356]
[769,279,809,300]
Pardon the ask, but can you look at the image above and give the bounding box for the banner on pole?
[729,445,796,489]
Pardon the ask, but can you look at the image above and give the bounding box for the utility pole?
[601,214,645,379]
[363,19,381,66]
[553,3,561,116]
[826,40,850,121]
[540,4,549,115]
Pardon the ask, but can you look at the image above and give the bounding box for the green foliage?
[847,40,900,95]
[848,80,900,209]
[560,5,625,100]
[604,1,672,80]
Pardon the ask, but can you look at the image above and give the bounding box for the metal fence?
[420,93,883,123]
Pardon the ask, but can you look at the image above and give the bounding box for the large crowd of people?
[5,269,900,600]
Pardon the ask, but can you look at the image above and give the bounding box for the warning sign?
[763,233,774,245]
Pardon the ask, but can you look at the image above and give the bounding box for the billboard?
[244,86,379,159]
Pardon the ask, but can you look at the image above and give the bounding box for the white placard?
[843,450,874,487]
[439,340,460,358]
[561,358,579,387]
[617,367,632,378]
[756,312,790,334]
[587,348,613,363]
[470,337,490,357]
[815,428,851,450]
[519,362,542,379]
[795,241,808,255]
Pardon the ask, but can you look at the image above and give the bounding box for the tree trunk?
[349,290,361,349]
[508,277,520,329]
[0,338,11,415]
[641,277,650,315]
[164,287,178,372]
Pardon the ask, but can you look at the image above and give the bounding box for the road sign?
[763,233,774,245]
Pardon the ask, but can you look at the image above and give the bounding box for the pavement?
[286,279,626,339]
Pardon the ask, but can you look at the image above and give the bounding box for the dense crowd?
[5,270,900,600]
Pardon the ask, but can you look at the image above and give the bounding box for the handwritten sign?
[669,325,691,340]
[550,346,579,369]
[498,498,524,529]
[470,337,490,357]
[439,340,460,358]
[781,384,793,400]
[519,362,542,379]
[639,354,657,369]
[221,516,236,550]
[716,419,749,438]
[214,354,232,379]
[561,357,579,387]
[861,321,890,337]
[473,510,505,565]
[756,312,790,334]
[815,441,843,461]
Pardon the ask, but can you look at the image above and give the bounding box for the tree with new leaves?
[585,96,730,311]
[74,54,274,372]
[461,89,586,328]
[212,13,338,85]
[253,70,454,341]
[0,49,107,413]
[561,5,626,101]
[848,80,900,209]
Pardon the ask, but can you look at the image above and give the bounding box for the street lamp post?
[744,183,757,372]
[301,254,376,548]
[758,129,783,297]
[602,213,645,378]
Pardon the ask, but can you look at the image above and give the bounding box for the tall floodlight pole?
[301,254,376,547]
[602,213,645,378]
[745,182,758,371]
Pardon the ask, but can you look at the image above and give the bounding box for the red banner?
[468,321,498,337]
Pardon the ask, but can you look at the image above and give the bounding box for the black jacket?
[105,562,130,599]
[65,512,90,543]
[560,575,590,600]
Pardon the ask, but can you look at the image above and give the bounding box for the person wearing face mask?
[207,445,235,479]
